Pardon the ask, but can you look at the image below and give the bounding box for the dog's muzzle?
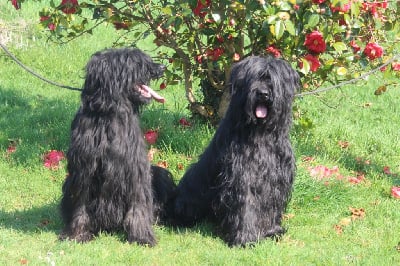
[152,64,166,79]
[255,91,271,119]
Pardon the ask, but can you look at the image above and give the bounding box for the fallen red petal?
[7,146,16,153]
[383,166,392,175]
[179,117,192,127]
[391,186,400,199]
[157,161,168,168]
[43,150,65,169]
[144,130,158,145]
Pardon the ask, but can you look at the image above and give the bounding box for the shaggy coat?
[60,48,175,246]
[174,56,300,246]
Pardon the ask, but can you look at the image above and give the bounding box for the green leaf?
[306,14,320,29]
[267,15,277,24]
[275,20,284,40]
[181,7,193,17]
[161,7,173,15]
[332,42,347,52]
[351,1,360,17]
[279,2,292,11]
[284,20,295,36]
[300,58,310,75]
[164,16,175,28]
[174,16,183,31]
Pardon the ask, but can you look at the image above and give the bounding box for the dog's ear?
[81,50,140,113]
[80,52,118,113]
[228,57,252,95]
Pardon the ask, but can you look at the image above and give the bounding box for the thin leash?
[0,42,82,92]
[1,42,398,96]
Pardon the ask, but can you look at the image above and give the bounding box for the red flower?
[349,40,361,53]
[265,45,281,58]
[40,16,56,31]
[216,35,224,43]
[304,31,326,54]
[206,47,224,61]
[60,0,79,15]
[144,130,158,145]
[43,150,65,169]
[377,0,388,8]
[159,82,167,90]
[391,186,400,199]
[331,2,351,13]
[179,118,192,127]
[363,42,384,60]
[195,54,204,64]
[300,54,321,72]
[312,0,326,4]
[192,0,211,18]
[11,0,20,10]
[362,0,387,18]
[392,62,400,71]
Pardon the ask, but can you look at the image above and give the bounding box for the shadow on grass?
[293,130,400,186]
[0,202,62,234]
[0,86,77,165]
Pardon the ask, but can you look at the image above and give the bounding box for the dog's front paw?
[265,225,286,238]
[59,230,94,243]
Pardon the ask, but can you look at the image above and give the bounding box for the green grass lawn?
[1,2,399,265]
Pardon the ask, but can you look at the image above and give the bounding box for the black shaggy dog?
[60,48,176,246]
[174,56,300,246]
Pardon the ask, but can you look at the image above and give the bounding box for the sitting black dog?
[174,56,300,246]
[60,48,176,246]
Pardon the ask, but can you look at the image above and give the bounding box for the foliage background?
[25,0,400,121]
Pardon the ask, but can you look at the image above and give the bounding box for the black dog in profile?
[174,56,300,246]
[60,48,176,246]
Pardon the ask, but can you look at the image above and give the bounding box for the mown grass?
[1,2,399,265]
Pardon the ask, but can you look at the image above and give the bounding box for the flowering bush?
[10,0,400,121]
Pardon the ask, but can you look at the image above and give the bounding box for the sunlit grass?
[0,1,399,265]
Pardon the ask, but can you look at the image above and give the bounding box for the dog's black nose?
[257,91,270,101]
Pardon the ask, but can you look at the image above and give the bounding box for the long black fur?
[60,48,176,246]
[174,56,300,246]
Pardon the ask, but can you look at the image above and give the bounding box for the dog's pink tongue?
[139,85,165,103]
[255,105,267,118]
